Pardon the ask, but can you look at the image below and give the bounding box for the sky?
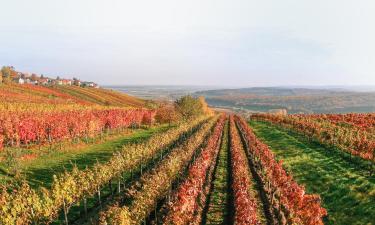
[1,0,375,86]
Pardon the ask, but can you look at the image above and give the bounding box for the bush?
[174,95,211,120]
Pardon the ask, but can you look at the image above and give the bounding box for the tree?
[175,95,206,120]
[31,74,38,81]
[9,67,18,79]
[1,66,12,83]
[155,104,180,125]
[0,70,3,84]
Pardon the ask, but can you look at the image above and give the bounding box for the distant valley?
[109,85,375,114]
[197,87,375,114]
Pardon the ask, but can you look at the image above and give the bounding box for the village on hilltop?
[0,66,99,88]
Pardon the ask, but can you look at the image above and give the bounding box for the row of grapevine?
[0,102,97,113]
[251,114,375,161]
[0,83,145,107]
[162,114,225,224]
[0,83,89,105]
[0,116,209,225]
[55,85,145,107]
[306,113,375,131]
[229,116,259,225]
[0,108,154,149]
[99,115,222,225]
[204,120,230,224]
[235,115,327,225]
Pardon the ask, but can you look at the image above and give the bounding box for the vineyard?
[2,1,375,224]
[249,121,374,225]
[0,83,155,170]
[1,112,331,225]
[251,113,375,164]
[0,84,374,224]
[0,83,145,110]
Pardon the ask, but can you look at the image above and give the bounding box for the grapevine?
[162,114,225,224]
[99,116,221,225]
[229,116,259,225]
[0,116,209,224]
[236,115,327,225]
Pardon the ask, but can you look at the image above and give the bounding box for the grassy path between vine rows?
[16,125,170,188]
[204,121,231,225]
[249,120,375,225]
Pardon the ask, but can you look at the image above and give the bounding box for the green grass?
[1,125,170,188]
[205,122,230,225]
[250,120,375,225]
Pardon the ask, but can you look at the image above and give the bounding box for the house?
[6,68,99,88]
[57,79,72,85]
[23,73,31,79]
[73,79,81,86]
[23,77,38,85]
[49,79,57,85]
[39,78,50,85]
[63,79,72,85]
[13,77,25,84]
[81,81,98,88]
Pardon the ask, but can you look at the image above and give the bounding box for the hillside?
[53,85,145,107]
[196,87,375,114]
[0,83,145,109]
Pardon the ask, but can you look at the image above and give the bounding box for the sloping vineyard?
[0,84,145,107]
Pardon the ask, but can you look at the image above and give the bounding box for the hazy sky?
[1,0,375,86]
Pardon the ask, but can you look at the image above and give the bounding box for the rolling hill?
[196,87,375,114]
[0,83,146,109]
